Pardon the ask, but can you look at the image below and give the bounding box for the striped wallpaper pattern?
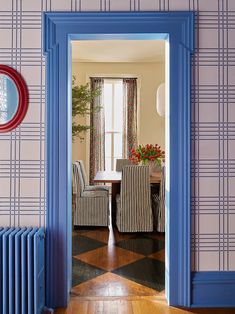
[0,0,234,271]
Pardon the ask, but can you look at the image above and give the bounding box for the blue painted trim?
[43,307,54,314]
[43,12,195,308]
[192,272,235,307]
[69,33,169,41]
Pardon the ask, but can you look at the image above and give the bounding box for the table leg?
[111,182,120,225]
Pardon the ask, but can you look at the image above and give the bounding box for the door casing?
[43,11,195,309]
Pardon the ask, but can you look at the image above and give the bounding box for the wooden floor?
[58,227,235,313]
[56,295,235,314]
[72,227,165,296]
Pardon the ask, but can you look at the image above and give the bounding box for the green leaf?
[72,76,101,141]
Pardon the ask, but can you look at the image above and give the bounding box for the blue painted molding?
[43,307,54,314]
[43,12,194,308]
[192,272,235,307]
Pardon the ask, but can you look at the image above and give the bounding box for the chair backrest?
[120,165,152,221]
[116,159,132,171]
[78,160,88,186]
[73,161,85,197]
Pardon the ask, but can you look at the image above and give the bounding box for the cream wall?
[72,61,165,166]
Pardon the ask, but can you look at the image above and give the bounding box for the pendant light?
[156,82,165,117]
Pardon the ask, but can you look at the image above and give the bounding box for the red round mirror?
[0,65,28,132]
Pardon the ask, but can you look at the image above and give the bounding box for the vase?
[148,161,156,176]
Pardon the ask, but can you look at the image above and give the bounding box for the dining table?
[93,170,161,224]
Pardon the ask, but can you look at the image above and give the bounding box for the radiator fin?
[0,227,45,314]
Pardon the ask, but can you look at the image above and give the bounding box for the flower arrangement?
[129,144,165,167]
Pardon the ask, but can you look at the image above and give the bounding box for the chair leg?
[111,182,120,225]
[72,193,76,230]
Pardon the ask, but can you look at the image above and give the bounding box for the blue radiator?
[0,227,45,314]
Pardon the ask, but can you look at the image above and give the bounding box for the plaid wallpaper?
[0,0,234,271]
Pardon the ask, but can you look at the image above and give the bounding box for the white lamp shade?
[156,83,165,117]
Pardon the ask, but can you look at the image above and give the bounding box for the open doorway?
[71,39,166,297]
[44,12,194,309]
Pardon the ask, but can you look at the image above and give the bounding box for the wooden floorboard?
[55,296,235,314]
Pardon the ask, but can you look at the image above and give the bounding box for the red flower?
[128,143,165,165]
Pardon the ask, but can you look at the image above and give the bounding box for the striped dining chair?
[116,165,153,232]
[151,166,165,232]
[158,166,165,232]
[73,161,110,226]
[78,160,109,194]
[115,159,132,171]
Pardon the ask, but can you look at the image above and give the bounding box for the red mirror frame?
[0,65,28,132]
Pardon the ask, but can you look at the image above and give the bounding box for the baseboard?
[191,271,235,308]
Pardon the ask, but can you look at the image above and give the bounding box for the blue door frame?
[43,12,195,309]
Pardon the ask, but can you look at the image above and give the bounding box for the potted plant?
[129,144,165,174]
[72,76,101,141]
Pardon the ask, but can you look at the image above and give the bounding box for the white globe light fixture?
[156,82,165,117]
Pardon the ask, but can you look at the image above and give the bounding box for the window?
[104,79,123,171]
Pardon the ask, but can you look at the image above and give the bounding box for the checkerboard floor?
[72,226,165,297]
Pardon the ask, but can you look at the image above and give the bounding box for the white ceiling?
[72,40,165,63]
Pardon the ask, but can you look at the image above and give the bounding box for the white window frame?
[104,78,123,171]
[85,73,141,173]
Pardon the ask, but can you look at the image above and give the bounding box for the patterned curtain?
[89,78,105,184]
[123,78,138,158]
